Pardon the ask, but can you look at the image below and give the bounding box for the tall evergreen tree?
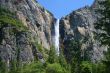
[65,40,82,73]
[48,46,58,64]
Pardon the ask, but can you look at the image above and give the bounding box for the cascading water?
[54,19,60,56]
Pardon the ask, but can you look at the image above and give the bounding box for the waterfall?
[54,19,60,56]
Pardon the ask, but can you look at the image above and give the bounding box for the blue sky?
[37,0,95,18]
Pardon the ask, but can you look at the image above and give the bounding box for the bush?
[93,63,106,73]
[8,61,45,73]
[46,63,64,73]
[22,62,45,73]
[80,61,93,73]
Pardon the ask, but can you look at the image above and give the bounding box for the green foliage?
[22,62,45,73]
[0,7,28,31]
[0,45,70,73]
[80,61,106,73]
[0,15,27,31]
[58,51,67,68]
[71,58,78,73]
[46,63,64,73]
[102,49,110,73]
[35,42,43,52]
[0,61,8,73]
[7,61,46,73]
[58,50,71,73]
[9,60,18,73]
[33,41,49,60]
[47,47,70,73]
[48,46,58,64]
[65,40,82,63]
[65,40,83,73]
[103,48,110,72]
[80,61,92,73]
[93,63,106,73]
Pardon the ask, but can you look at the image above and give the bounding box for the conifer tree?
[48,46,58,64]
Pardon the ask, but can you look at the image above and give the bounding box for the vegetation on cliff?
[0,7,28,31]
[94,0,110,73]
[0,0,110,73]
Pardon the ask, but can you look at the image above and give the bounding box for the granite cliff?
[0,0,106,65]
[60,0,107,62]
[0,0,55,64]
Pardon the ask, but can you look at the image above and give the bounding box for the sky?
[37,0,95,19]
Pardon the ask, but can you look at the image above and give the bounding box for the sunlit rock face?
[60,0,107,62]
[0,0,56,49]
[0,0,55,63]
[0,0,106,64]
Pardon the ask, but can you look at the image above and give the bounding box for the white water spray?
[54,19,60,56]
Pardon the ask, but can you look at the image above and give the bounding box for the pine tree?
[65,40,82,73]
[58,49,71,73]
[47,46,58,64]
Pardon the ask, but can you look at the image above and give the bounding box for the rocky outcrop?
[0,0,55,49]
[0,26,33,63]
[0,0,106,64]
[60,0,107,62]
[0,0,55,64]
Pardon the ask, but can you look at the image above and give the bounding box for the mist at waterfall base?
[54,19,60,56]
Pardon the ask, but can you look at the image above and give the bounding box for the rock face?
[0,0,55,64]
[0,0,106,64]
[60,0,107,62]
[0,0,55,49]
